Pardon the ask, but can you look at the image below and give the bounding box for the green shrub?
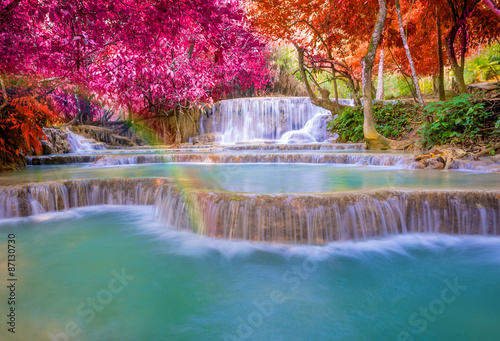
[419,94,495,147]
[328,101,421,142]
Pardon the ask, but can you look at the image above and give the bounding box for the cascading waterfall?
[66,129,106,152]
[280,113,336,143]
[1,178,498,244]
[153,188,500,244]
[25,152,500,172]
[211,97,340,143]
[26,153,414,167]
[0,178,170,218]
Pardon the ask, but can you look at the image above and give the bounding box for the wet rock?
[41,127,72,154]
[324,133,340,143]
[41,140,54,155]
[409,161,426,169]
[194,132,222,144]
[69,125,146,147]
[422,158,445,170]
[416,147,471,171]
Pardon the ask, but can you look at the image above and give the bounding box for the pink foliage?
[0,0,271,116]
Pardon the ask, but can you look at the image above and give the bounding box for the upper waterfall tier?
[210,97,351,143]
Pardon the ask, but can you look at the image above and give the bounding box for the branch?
[0,0,21,23]
[295,45,342,114]
[483,0,500,17]
[473,142,500,159]
[295,45,319,102]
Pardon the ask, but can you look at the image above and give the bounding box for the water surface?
[1,163,499,193]
[1,206,499,340]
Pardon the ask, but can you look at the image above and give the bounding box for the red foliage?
[249,0,500,83]
[0,80,61,168]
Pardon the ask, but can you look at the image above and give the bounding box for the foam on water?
[66,129,106,152]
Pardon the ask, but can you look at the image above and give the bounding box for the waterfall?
[1,178,499,244]
[26,153,413,167]
[25,152,500,172]
[0,178,169,218]
[153,188,500,244]
[66,129,106,152]
[211,97,334,143]
[280,113,335,143]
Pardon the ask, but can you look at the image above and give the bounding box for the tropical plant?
[419,94,496,147]
[328,101,421,142]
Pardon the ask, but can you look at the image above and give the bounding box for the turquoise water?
[1,206,499,340]
[1,163,500,193]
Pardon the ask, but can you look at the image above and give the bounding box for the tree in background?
[249,0,379,112]
[440,0,500,93]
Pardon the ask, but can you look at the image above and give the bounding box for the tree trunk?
[376,49,385,100]
[174,107,182,144]
[296,46,344,114]
[346,75,362,106]
[436,6,446,101]
[69,88,83,125]
[332,68,340,112]
[361,0,392,150]
[445,4,477,94]
[126,104,133,123]
[396,0,424,106]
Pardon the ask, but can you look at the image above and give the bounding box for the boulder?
[69,125,147,147]
[42,128,72,154]
[194,132,222,144]
[41,140,54,155]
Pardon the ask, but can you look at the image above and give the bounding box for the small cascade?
[0,178,171,218]
[450,159,500,173]
[66,129,106,152]
[89,155,173,167]
[221,143,364,151]
[153,189,500,244]
[280,113,333,143]
[25,150,500,173]
[211,97,331,143]
[27,152,412,166]
[1,179,499,243]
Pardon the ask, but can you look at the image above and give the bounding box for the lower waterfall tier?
[1,178,498,244]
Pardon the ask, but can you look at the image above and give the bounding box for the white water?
[212,97,350,144]
[280,113,336,143]
[2,178,498,244]
[66,129,106,152]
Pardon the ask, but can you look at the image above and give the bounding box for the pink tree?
[1,0,271,136]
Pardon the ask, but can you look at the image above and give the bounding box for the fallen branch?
[473,142,500,160]
[394,139,416,150]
